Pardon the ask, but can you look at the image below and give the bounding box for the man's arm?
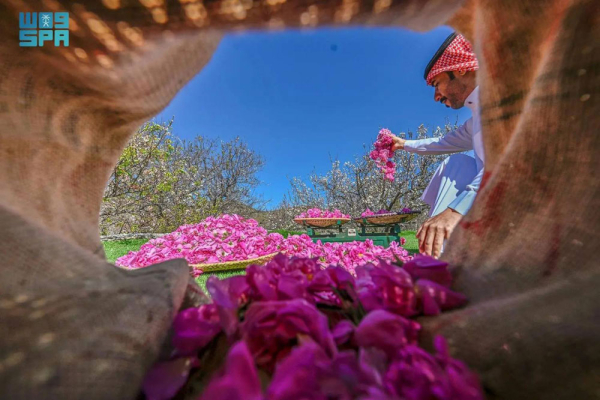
[393,118,474,154]
[390,119,479,257]
[417,164,484,258]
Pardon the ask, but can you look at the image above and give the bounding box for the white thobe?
[404,87,484,216]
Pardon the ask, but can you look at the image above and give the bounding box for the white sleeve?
[404,118,474,155]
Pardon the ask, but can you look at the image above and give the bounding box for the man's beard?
[440,95,464,109]
[450,100,464,109]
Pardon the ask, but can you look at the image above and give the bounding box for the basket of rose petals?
[115,214,284,273]
[294,218,351,228]
[190,251,279,273]
[354,208,420,226]
[294,208,351,228]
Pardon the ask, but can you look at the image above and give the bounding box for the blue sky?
[155,26,471,209]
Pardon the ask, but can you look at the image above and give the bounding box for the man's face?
[431,72,472,109]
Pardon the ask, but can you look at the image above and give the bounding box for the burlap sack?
[0,0,597,399]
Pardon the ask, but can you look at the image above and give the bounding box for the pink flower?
[385,345,447,400]
[142,357,198,400]
[384,337,484,400]
[308,266,360,310]
[296,208,351,219]
[279,234,323,259]
[415,280,467,316]
[267,342,330,400]
[403,255,453,288]
[356,259,467,317]
[369,128,397,181]
[283,255,321,277]
[172,304,221,356]
[361,208,375,217]
[360,208,396,217]
[331,320,355,347]
[279,235,413,276]
[354,310,421,355]
[356,261,418,317]
[140,254,482,400]
[267,342,388,400]
[432,336,484,400]
[206,275,250,335]
[199,342,264,400]
[240,299,337,372]
[246,262,310,302]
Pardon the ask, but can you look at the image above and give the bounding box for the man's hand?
[416,208,463,258]
[390,135,406,152]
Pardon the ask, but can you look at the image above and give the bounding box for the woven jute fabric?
[0,0,598,399]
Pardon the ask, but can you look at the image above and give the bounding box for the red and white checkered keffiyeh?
[426,34,479,86]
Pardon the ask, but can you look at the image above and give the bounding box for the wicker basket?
[190,252,279,273]
[353,211,420,226]
[294,217,351,228]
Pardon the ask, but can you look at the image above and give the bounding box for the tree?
[203,137,266,216]
[101,120,265,234]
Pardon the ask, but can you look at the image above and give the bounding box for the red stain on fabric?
[480,171,492,191]
[543,220,561,277]
[460,178,507,235]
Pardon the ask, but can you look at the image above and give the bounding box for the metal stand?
[304,220,345,238]
[297,211,420,247]
[299,212,420,248]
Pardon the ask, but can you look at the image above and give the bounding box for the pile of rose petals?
[115,214,284,269]
[360,208,390,217]
[279,234,411,275]
[117,215,413,274]
[360,207,414,217]
[142,254,483,400]
[295,208,351,219]
[369,128,396,182]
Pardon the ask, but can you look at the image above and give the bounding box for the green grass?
[103,238,241,293]
[103,231,419,291]
[268,229,304,238]
[401,231,418,254]
[195,269,247,290]
[103,239,149,264]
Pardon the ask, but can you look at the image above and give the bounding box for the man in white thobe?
[392,33,484,258]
